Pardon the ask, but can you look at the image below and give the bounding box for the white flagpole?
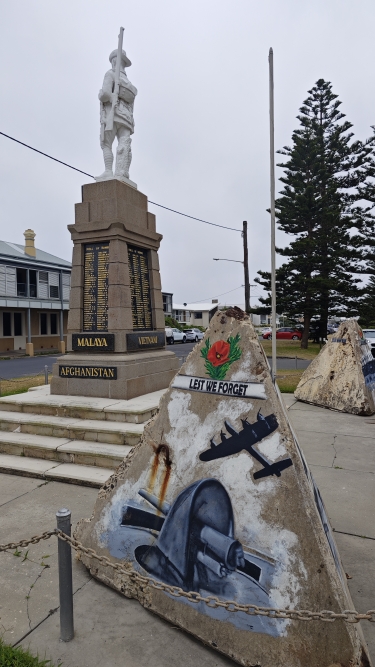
[269,48,277,383]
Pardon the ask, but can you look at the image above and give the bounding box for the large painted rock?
[76,309,370,667]
[295,319,375,415]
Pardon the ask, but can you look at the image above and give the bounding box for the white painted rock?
[76,309,370,667]
[295,319,375,415]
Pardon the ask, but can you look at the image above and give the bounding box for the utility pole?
[242,221,250,314]
[269,47,277,384]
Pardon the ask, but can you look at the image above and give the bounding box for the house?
[172,300,220,328]
[0,230,71,356]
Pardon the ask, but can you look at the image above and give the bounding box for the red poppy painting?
[207,340,231,367]
[201,334,242,380]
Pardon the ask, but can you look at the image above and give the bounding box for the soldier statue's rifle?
[105,26,124,135]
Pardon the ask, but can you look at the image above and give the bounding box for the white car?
[165,327,186,344]
[362,329,375,356]
[184,328,204,342]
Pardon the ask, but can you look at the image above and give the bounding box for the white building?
[172,301,220,328]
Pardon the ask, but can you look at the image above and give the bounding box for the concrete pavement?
[0,395,373,665]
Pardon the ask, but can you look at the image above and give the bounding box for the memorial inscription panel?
[128,245,152,330]
[83,243,109,332]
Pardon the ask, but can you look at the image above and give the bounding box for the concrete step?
[0,453,112,487]
[0,385,166,424]
[0,410,144,446]
[0,431,131,469]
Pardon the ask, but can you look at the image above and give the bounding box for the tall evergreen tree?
[256,79,373,348]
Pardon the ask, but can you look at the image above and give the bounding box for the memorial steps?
[0,385,166,487]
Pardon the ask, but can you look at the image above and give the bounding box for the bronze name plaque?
[83,242,109,332]
[72,333,115,352]
[126,331,165,351]
[128,245,152,331]
[59,365,117,379]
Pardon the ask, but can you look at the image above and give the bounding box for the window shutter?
[38,271,48,299]
[0,266,6,296]
[6,267,16,296]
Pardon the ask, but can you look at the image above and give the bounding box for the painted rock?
[75,309,370,667]
[295,319,375,415]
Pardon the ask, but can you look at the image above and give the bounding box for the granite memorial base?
[51,349,178,400]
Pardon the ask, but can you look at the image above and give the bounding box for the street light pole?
[242,221,250,314]
[269,47,277,384]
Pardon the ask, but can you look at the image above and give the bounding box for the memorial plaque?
[126,331,165,351]
[83,243,109,332]
[72,333,115,352]
[59,365,117,379]
[128,245,152,330]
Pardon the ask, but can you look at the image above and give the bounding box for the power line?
[188,285,245,304]
[0,132,94,179]
[0,131,242,233]
[147,202,241,232]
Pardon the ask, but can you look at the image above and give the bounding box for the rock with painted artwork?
[295,319,375,415]
[75,308,370,667]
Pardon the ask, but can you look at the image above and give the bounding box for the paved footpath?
[0,395,373,666]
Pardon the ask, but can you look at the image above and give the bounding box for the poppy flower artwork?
[201,334,242,380]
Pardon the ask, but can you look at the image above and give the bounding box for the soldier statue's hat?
[109,49,132,68]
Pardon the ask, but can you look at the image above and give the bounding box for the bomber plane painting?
[199,411,293,480]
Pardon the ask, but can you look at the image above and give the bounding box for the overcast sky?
[1,1,374,308]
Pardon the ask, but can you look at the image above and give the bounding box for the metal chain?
[0,529,56,551]
[1,528,374,623]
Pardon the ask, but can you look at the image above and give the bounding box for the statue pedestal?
[51,179,178,400]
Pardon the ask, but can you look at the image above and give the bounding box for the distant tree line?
[255,79,375,348]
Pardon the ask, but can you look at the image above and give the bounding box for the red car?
[262,327,302,340]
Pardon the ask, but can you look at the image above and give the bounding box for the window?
[50,313,58,335]
[14,313,22,336]
[16,268,27,297]
[3,312,11,337]
[194,312,203,319]
[162,293,172,315]
[29,270,37,298]
[39,271,49,299]
[40,313,47,335]
[49,272,59,299]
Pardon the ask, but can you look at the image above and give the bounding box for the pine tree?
[358,276,375,328]
[256,79,372,348]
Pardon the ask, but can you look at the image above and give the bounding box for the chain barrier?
[1,529,374,624]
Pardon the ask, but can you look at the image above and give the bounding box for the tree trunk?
[301,311,311,349]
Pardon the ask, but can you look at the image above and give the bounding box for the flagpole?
[269,47,277,383]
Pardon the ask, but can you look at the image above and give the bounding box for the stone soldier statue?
[96,29,137,183]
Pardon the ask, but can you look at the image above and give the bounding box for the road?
[0,343,311,379]
[0,354,61,379]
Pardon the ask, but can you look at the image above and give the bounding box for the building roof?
[0,241,71,269]
[173,302,220,312]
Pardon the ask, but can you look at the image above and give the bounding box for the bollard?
[44,365,49,385]
[56,508,74,641]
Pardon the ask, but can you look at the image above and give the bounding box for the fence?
[0,365,51,397]
[0,509,374,643]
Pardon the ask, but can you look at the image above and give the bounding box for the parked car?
[362,329,375,357]
[165,327,186,344]
[262,327,302,340]
[184,328,204,342]
[261,327,272,335]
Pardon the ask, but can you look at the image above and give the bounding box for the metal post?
[56,508,74,642]
[27,308,31,344]
[44,365,49,385]
[269,47,277,383]
[59,271,64,343]
[242,221,250,314]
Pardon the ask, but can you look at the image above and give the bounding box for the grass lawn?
[276,369,304,393]
[260,339,322,360]
[0,375,50,397]
[0,639,55,666]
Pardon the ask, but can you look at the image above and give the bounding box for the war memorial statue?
[96,27,137,185]
[51,28,178,399]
